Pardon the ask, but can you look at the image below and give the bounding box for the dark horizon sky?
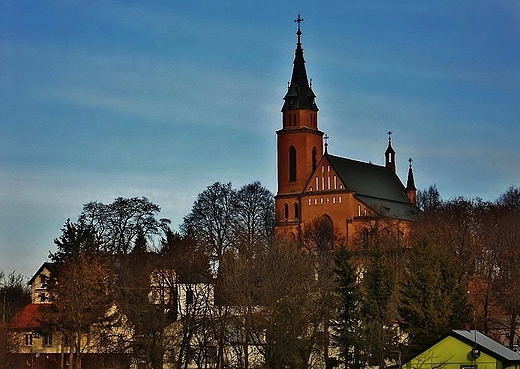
[1,1,519,278]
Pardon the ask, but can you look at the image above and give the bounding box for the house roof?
[451,330,520,365]
[28,262,55,285]
[326,154,419,221]
[9,303,44,330]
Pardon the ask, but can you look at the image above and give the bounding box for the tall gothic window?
[312,147,317,171]
[284,203,289,219]
[294,203,299,219]
[289,146,296,182]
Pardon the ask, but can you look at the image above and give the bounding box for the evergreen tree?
[360,246,397,369]
[398,239,471,359]
[334,247,361,369]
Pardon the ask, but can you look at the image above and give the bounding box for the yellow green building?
[405,330,520,369]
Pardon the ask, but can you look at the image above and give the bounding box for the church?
[274,16,419,244]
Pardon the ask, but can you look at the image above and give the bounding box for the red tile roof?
[9,304,45,330]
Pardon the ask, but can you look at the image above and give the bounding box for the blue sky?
[1,1,519,278]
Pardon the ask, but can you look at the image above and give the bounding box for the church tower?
[275,15,324,236]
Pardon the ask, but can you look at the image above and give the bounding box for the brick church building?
[274,16,419,244]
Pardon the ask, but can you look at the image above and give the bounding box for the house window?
[39,293,48,302]
[25,334,33,346]
[43,333,53,347]
[40,275,48,288]
[289,146,296,182]
[186,288,194,305]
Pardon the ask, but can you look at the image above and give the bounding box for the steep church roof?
[327,154,419,221]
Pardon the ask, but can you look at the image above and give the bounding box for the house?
[9,262,130,369]
[405,330,520,369]
[275,15,419,243]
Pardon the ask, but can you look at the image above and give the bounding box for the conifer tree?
[398,239,471,359]
[360,245,397,369]
[334,247,361,369]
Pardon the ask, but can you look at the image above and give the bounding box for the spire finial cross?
[324,133,329,153]
[387,130,392,143]
[408,157,413,168]
[295,14,303,43]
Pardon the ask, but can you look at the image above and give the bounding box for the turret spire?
[385,131,396,173]
[406,157,417,205]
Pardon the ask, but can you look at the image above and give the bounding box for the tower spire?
[282,14,318,112]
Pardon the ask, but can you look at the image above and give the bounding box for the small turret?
[385,131,396,173]
[406,157,417,205]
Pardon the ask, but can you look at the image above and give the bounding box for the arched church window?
[315,177,319,191]
[284,203,289,219]
[333,175,337,189]
[289,146,296,182]
[294,203,299,219]
[312,147,317,171]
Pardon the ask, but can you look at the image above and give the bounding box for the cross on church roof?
[408,157,413,168]
[387,131,392,143]
[324,133,329,153]
[295,14,303,43]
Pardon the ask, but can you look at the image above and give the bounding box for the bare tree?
[46,220,118,369]
[79,197,170,255]
[181,182,238,265]
[0,271,30,325]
